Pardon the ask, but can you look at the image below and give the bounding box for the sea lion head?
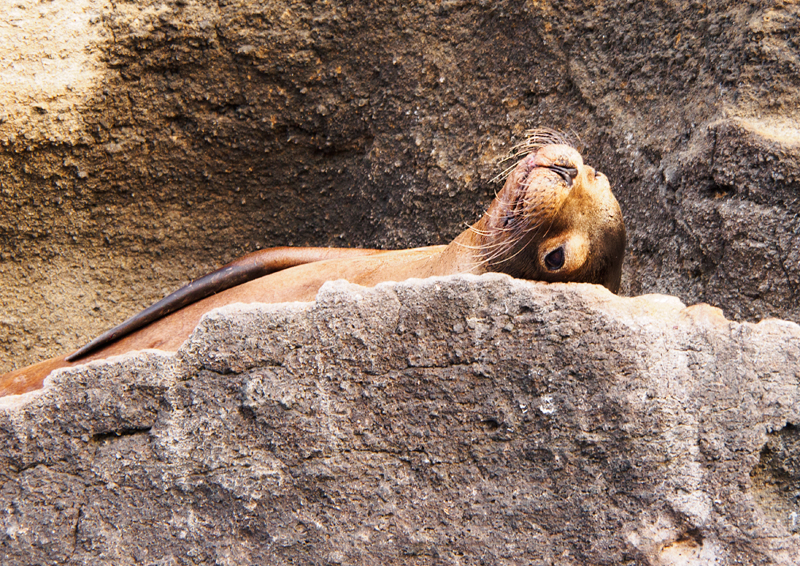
[476,130,626,293]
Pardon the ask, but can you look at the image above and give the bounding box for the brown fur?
[0,137,625,397]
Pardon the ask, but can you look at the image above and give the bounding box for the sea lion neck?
[430,228,487,276]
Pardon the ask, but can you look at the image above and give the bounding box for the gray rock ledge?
[2,274,800,565]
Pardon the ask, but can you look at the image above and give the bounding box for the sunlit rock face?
[1,275,799,565]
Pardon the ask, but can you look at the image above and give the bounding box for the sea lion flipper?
[66,246,380,362]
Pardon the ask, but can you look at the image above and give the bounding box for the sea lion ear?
[539,233,589,275]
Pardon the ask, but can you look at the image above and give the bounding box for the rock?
[3,1,800,372]
[1,275,799,565]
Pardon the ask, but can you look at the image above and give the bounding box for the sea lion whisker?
[493,144,541,183]
[469,233,518,251]
[522,127,578,147]
[474,239,519,253]
[466,227,493,237]
[479,205,514,222]
[492,218,554,265]
[483,224,536,259]
[453,240,490,252]
[509,141,542,156]
[477,215,555,269]
[488,245,531,267]
[511,130,564,152]
[463,221,486,234]
[491,162,524,184]
[481,239,532,269]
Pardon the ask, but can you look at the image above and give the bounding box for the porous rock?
[2,274,799,565]
[3,0,800,372]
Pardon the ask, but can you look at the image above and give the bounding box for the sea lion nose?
[548,165,578,185]
[533,144,583,169]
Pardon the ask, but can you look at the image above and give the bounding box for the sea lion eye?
[544,247,565,271]
[548,165,578,184]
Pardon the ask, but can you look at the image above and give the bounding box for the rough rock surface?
[1,275,799,565]
[2,0,800,372]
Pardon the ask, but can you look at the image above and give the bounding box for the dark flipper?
[66,246,380,362]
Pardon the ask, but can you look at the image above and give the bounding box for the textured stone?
[3,0,800,371]
[2,275,799,565]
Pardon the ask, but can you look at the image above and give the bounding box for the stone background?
[2,0,799,372]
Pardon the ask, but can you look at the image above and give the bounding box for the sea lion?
[0,130,625,397]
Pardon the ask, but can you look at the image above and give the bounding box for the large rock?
[2,275,799,565]
[2,0,800,371]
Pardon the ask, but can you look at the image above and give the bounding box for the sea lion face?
[479,141,626,292]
